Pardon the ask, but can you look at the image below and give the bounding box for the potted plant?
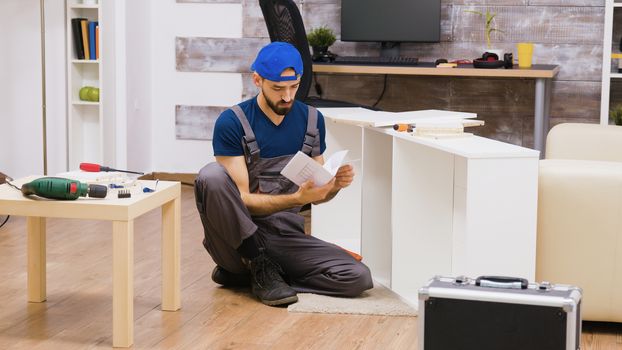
[466,9,505,58]
[610,104,622,125]
[307,26,336,58]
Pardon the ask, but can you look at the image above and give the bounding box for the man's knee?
[341,263,373,297]
[195,162,240,221]
[196,162,232,191]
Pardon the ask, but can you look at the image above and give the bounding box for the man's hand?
[296,178,336,205]
[332,164,354,190]
[305,164,355,205]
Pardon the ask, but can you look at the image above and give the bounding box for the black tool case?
[418,276,582,350]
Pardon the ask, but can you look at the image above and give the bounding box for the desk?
[312,114,540,308]
[0,177,181,347]
[313,63,560,152]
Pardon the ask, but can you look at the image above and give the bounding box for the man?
[195,42,372,306]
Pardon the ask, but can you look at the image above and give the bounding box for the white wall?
[0,0,44,178]
[1,0,249,177]
[44,0,68,176]
[149,0,243,173]
[0,0,67,178]
[126,0,152,173]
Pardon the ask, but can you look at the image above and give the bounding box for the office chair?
[258,0,375,109]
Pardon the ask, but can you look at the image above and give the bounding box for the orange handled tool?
[393,124,415,133]
[393,124,409,132]
[80,162,144,175]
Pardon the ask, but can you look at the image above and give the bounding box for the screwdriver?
[393,124,415,133]
[80,162,144,175]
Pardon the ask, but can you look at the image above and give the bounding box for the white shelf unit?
[66,0,102,169]
[313,116,539,308]
[600,1,622,124]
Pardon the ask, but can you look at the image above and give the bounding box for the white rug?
[287,282,417,317]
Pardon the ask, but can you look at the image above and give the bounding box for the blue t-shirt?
[212,97,326,158]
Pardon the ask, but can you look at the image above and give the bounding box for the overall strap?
[301,105,321,157]
[231,105,260,164]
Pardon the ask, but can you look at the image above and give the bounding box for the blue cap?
[251,42,303,82]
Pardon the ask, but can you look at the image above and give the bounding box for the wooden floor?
[0,185,620,349]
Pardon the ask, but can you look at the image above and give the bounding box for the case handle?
[475,276,528,290]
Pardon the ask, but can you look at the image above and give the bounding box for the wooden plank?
[242,1,266,39]
[311,74,386,107]
[550,80,601,120]
[369,75,452,112]
[452,5,604,45]
[176,37,267,73]
[176,0,240,3]
[451,0,529,5]
[175,105,226,141]
[528,0,602,6]
[242,73,258,101]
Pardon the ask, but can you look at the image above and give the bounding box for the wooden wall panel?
[241,73,255,101]
[176,37,268,73]
[174,0,606,145]
[311,74,386,107]
[177,0,240,3]
[176,105,226,141]
[450,0,528,5]
[528,0,601,6]
[452,6,603,45]
[242,2,266,39]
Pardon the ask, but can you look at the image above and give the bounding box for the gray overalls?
[195,104,373,297]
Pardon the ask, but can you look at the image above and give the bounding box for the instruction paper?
[281,150,348,187]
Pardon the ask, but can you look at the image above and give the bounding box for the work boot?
[249,252,298,306]
[211,266,251,287]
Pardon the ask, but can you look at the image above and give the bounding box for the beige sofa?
[537,123,622,322]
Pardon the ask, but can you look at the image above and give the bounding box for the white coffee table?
[0,176,181,347]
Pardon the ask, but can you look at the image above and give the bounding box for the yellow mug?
[517,43,534,68]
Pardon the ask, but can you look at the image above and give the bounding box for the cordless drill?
[21,177,108,200]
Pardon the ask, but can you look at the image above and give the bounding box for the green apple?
[88,87,100,102]
[79,86,91,101]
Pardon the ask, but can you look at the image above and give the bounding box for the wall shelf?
[601,0,621,124]
[66,0,103,168]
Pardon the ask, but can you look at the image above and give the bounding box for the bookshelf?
[600,1,622,124]
[66,0,102,169]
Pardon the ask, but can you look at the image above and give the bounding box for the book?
[88,21,97,60]
[71,18,85,59]
[95,25,99,59]
[81,19,90,60]
[281,150,348,187]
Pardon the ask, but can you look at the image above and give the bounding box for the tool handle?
[80,162,143,175]
[475,276,528,290]
[393,124,409,132]
[79,163,110,172]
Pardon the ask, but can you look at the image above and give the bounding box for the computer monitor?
[340,0,441,57]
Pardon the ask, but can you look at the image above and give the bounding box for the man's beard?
[262,88,294,116]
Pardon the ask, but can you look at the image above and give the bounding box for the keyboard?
[333,55,419,66]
